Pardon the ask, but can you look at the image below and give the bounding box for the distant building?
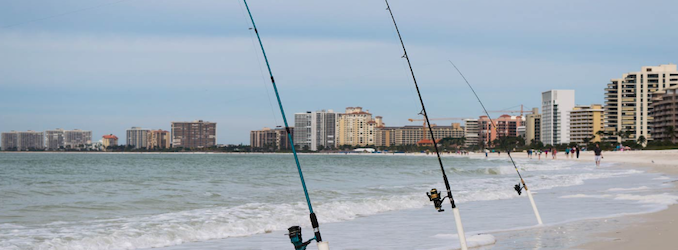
[390,123,464,146]
[525,108,541,145]
[126,127,150,149]
[171,120,217,148]
[570,104,605,144]
[102,134,119,148]
[250,127,294,151]
[147,130,171,149]
[64,129,92,149]
[1,132,19,150]
[1,131,44,151]
[335,107,384,147]
[45,129,65,150]
[374,127,397,147]
[479,115,524,146]
[541,90,575,145]
[463,119,479,147]
[605,64,678,142]
[294,110,339,151]
[650,85,678,143]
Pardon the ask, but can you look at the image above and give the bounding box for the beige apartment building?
[171,120,216,148]
[374,123,465,147]
[569,104,604,143]
[650,85,678,143]
[250,127,294,151]
[525,108,541,145]
[335,107,384,147]
[147,130,170,149]
[605,64,678,142]
[463,119,479,147]
[64,129,92,149]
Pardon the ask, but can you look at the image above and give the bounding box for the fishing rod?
[449,61,543,225]
[384,1,468,249]
[242,1,329,249]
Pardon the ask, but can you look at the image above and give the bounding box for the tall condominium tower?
[64,129,92,149]
[605,64,678,142]
[463,119,479,147]
[294,110,339,151]
[45,129,65,150]
[126,127,150,149]
[541,90,575,145]
[1,131,44,151]
[171,120,216,148]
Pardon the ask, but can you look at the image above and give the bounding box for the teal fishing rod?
[384,1,468,249]
[449,61,543,225]
[242,1,328,249]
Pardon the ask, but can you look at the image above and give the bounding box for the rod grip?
[310,213,322,242]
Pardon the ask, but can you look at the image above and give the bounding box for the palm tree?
[666,126,676,143]
[637,135,646,147]
[596,130,607,142]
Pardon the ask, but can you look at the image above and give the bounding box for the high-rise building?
[102,134,119,148]
[1,132,19,151]
[1,131,44,151]
[171,120,217,148]
[294,110,339,151]
[525,108,541,145]
[479,115,524,146]
[147,130,170,149]
[45,129,65,150]
[541,90,575,145]
[250,127,294,151]
[650,85,678,143]
[126,127,150,149]
[335,107,384,147]
[463,119,479,147]
[569,104,605,144]
[605,64,678,142]
[64,129,92,149]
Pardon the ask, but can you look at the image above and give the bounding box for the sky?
[1,0,677,144]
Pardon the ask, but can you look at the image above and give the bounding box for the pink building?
[479,115,523,146]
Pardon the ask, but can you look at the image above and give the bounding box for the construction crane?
[408,117,472,144]
[487,105,537,117]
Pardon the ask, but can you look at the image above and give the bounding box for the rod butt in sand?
[527,190,543,225]
[452,207,468,250]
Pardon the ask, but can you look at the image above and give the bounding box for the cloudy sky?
[1,0,677,144]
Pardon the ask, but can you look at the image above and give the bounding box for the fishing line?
[242,1,328,249]
[383,1,468,249]
[236,0,280,127]
[449,60,543,225]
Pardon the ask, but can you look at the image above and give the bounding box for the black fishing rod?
[384,1,468,249]
[449,61,543,225]
[242,1,329,249]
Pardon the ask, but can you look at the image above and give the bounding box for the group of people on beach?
[485,144,604,166]
[525,146,580,160]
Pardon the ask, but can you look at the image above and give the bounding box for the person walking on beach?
[552,148,557,159]
[485,149,489,158]
[594,144,603,166]
[538,150,542,160]
[575,146,580,159]
[545,149,548,158]
[565,147,570,158]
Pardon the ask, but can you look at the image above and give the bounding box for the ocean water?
[0,153,676,250]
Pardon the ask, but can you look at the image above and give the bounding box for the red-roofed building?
[102,134,118,148]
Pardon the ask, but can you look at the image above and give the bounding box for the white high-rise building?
[541,90,575,145]
[294,110,339,151]
[463,119,479,147]
[64,129,92,149]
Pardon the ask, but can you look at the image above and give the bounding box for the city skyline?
[2,0,677,144]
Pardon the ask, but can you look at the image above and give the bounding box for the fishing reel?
[287,226,315,250]
[427,188,448,212]
[514,183,524,195]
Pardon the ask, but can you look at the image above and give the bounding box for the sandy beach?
[493,149,678,249]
